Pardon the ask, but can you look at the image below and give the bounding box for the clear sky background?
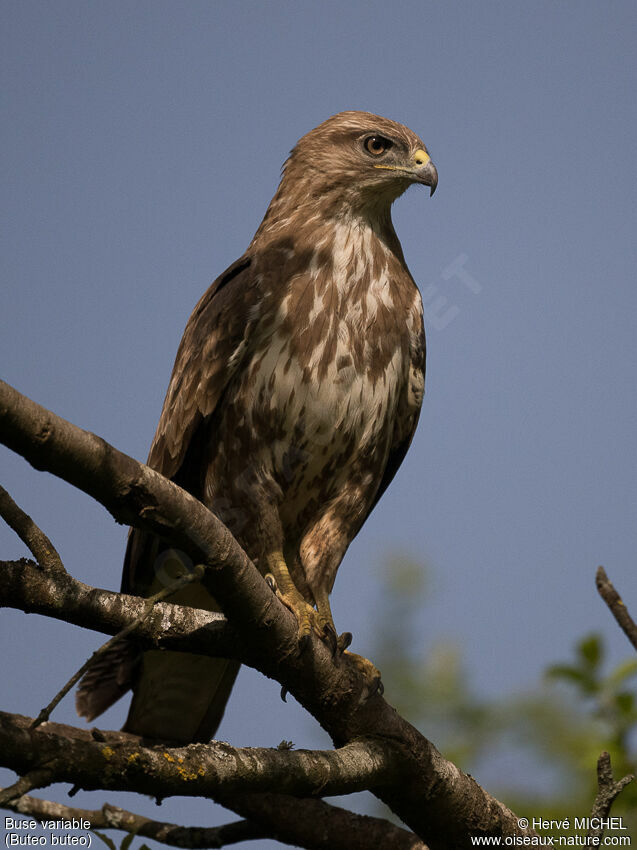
[1,1,636,846]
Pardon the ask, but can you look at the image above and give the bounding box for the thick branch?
[5,792,427,850]
[220,792,429,849]
[0,379,285,653]
[0,557,237,657]
[0,711,397,800]
[595,566,637,653]
[0,380,538,847]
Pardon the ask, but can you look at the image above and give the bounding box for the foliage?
[372,557,637,838]
[93,830,150,850]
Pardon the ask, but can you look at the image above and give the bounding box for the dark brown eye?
[364,135,393,156]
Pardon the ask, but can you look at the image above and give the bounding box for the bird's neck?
[250,171,405,262]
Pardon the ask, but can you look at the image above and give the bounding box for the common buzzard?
[77,111,438,742]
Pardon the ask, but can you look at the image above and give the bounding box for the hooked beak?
[373,147,439,196]
[413,157,438,196]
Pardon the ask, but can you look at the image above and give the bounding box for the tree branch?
[0,557,236,657]
[4,794,268,848]
[0,768,56,807]
[0,379,538,848]
[586,751,634,842]
[595,566,637,653]
[219,792,429,849]
[4,792,428,850]
[0,711,398,800]
[0,484,64,575]
[31,563,210,730]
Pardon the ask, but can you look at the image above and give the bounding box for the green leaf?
[577,634,603,670]
[604,659,637,690]
[545,665,587,684]
[614,692,635,716]
[120,832,136,850]
[91,832,116,850]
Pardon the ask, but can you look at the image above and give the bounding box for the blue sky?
[1,1,636,844]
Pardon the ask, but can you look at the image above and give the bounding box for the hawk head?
[281,111,438,217]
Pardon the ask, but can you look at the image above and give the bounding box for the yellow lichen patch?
[127,752,140,764]
[176,765,200,781]
[198,766,205,776]
[101,747,115,760]
[163,752,175,763]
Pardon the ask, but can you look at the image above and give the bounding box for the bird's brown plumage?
[76,111,437,742]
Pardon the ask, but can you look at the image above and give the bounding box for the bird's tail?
[76,529,239,743]
[75,638,139,722]
[123,650,239,743]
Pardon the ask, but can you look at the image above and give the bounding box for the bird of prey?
[76,111,437,743]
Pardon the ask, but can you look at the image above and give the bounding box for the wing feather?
[124,255,260,595]
[368,324,426,515]
[147,256,256,479]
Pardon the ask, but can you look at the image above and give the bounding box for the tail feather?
[75,528,238,742]
[75,639,139,722]
[123,651,239,743]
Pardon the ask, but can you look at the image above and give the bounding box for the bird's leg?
[265,552,316,647]
[312,586,344,656]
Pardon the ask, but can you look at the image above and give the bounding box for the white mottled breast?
[240,220,420,508]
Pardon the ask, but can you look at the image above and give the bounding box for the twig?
[586,751,634,842]
[595,566,637,652]
[0,767,56,807]
[0,484,64,574]
[29,564,206,730]
[4,794,267,848]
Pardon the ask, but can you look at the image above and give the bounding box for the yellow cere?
[374,148,430,172]
[413,149,430,165]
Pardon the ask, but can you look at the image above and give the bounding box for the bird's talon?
[337,631,352,652]
[322,622,339,657]
[298,629,312,653]
[265,573,277,593]
[368,675,384,698]
[280,684,288,702]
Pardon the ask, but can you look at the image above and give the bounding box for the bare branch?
[596,566,637,653]
[0,557,236,657]
[0,484,64,574]
[586,751,634,842]
[0,767,56,807]
[30,564,208,730]
[0,711,399,800]
[4,794,267,848]
[0,380,539,847]
[220,792,429,849]
[4,793,427,850]
[0,378,282,656]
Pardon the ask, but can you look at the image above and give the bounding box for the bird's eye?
[364,135,393,156]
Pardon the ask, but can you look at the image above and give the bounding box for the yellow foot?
[266,572,335,649]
